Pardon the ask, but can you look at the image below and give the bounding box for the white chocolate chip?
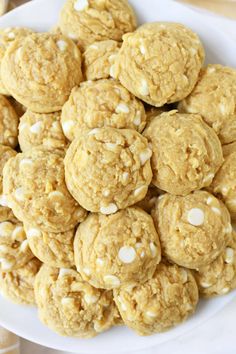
[200,281,212,288]
[58,268,72,278]
[74,0,89,11]
[139,148,152,165]
[117,296,127,311]
[0,194,9,207]
[149,242,157,257]
[224,224,232,234]
[26,228,42,238]
[102,189,110,197]
[62,120,75,135]
[145,310,157,318]
[108,54,117,63]
[140,44,146,55]
[20,239,28,252]
[68,33,78,40]
[89,44,98,50]
[14,187,25,202]
[207,67,216,74]
[190,47,197,55]
[139,79,149,96]
[61,297,74,305]
[203,173,214,184]
[105,143,118,151]
[84,294,99,304]
[134,185,147,197]
[135,242,142,249]
[181,269,188,283]
[19,123,28,132]
[225,247,234,264]
[8,32,15,39]
[20,159,33,167]
[133,111,141,126]
[122,172,129,183]
[187,208,204,226]
[140,251,145,258]
[118,246,136,263]
[100,203,118,215]
[57,40,67,51]
[12,226,24,239]
[222,186,229,195]
[103,275,120,287]
[0,258,13,270]
[220,287,230,294]
[157,194,165,201]
[83,267,91,276]
[206,197,213,205]
[211,207,221,215]
[115,103,129,114]
[30,121,43,134]
[219,103,227,115]
[48,191,63,198]
[96,258,104,266]
[109,64,116,78]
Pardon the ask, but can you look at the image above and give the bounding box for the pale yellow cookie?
[1,33,83,113]
[64,127,152,213]
[0,95,18,148]
[24,224,75,268]
[152,191,231,269]
[0,258,41,305]
[194,231,236,297]
[0,27,34,95]
[0,220,33,272]
[74,207,161,289]
[34,265,120,337]
[179,65,236,144]
[114,262,199,335]
[61,79,146,141]
[143,111,223,195]
[19,110,67,152]
[83,40,120,80]
[3,149,87,233]
[59,0,137,51]
[114,22,204,106]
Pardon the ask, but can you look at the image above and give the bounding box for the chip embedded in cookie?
[152,191,231,269]
[74,207,161,289]
[64,127,152,212]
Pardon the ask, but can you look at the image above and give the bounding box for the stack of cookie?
[0,0,235,338]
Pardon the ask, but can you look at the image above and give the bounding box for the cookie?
[64,127,152,213]
[114,22,204,106]
[18,110,67,152]
[74,207,161,289]
[0,258,41,305]
[0,95,19,148]
[0,221,33,272]
[152,191,231,269]
[114,262,199,335]
[210,150,236,221]
[143,111,223,195]
[34,265,120,337]
[194,232,236,297]
[0,144,17,222]
[0,27,34,95]
[61,79,146,141]
[24,224,75,268]
[145,105,170,125]
[3,149,87,233]
[135,185,160,214]
[83,40,120,80]
[59,0,136,51]
[222,141,236,157]
[1,33,83,113]
[179,65,236,144]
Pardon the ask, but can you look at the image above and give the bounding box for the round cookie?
[34,265,120,338]
[152,191,231,269]
[114,22,204,106]
[0,144,17,222]
[210,151,236,221]
[19,110,67,152]
[24,224,75,268]
[0,95,19,148]
[83,40,120,80]
[135,185,160,214]
[3,149,87,233]
[74,207,161,289]
[179,65,236,144]
[0,220,33,272]
[194,232,236,297]
[114,262,199,335]
[59,0,136,51]
[0,27,34,95]
[0,258,41,305]
[1,33,83,113]
[64,127,152,213]
[61,79,146,141]
[143,111,223,195]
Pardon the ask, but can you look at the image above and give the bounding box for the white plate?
[0,0,235,353]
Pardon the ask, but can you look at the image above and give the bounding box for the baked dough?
[74,207,161,289]
[24,223,75,268]
[114,22,204,106]
[3,149,87,233]
[1,33,83,113]
[152,191,231,269]
[114,262,199,335]
[34,265,120,337]
[0,220,33,272]
[64,127,152,213]
[83,40,120,81]
[59,0,136,51]
[0,95,19,148]
[179,65,236,144]
[61,79,146,141]
[194,231,236,297]
[0,258,41,305]
[19,110,67,152]
[143,111,223,195]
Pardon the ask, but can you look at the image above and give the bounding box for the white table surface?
[18,4,236,354]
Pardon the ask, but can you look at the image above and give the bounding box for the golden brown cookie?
[0,95,18,148]
[1,33,83,113]
[64,127,152,213]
